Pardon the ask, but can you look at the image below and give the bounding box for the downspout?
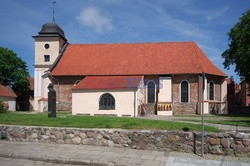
[134,89,136,117]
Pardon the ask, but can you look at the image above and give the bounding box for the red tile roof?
[73,76,143,90]
[51,42,226,77]
[0,85,17,98]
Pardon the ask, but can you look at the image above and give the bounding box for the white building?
[0,85,17,111]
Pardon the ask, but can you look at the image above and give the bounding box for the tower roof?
[34,20,66,41]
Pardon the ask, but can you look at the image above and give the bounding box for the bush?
[0,99,8,113]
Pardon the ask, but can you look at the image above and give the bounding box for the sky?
[0,0,249,83]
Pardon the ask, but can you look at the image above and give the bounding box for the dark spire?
[53,1,56,21]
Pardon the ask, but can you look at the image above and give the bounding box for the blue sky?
[0,0,249,83]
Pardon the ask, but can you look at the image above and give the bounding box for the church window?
[99,93,115,110]
[180,80,189,103]
[147,81,156,103]
[209,81,214,100]
[44,43,50,49]
[44,55,50,62]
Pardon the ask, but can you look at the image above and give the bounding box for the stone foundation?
[173,102,197,114]
[140,104,156,116]
[0,125,249,157]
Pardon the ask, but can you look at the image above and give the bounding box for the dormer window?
[44,55,50,62]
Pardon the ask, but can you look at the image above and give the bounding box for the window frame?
[146,80,156,104]
[180,80,190,103]
[99,93,115,110]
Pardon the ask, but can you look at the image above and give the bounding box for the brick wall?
[206,75,222,101]
[143,75,160,104]
[52,76,84,111]
[172,74,199,114]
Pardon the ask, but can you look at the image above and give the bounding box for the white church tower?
[32,20,67,111]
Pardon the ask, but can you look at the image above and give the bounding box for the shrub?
[0,99,8,113]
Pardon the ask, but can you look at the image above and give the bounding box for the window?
[147,81,156,103]
[44,43,50,49]
[209,81,214,100]
[181,80,189,103]
[99,93,115,110]
[44,55,50,62]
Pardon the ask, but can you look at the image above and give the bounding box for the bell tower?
[32,20,67,111]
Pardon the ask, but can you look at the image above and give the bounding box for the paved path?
[0,141,249,166]
[0,157,80,166]
[139,115,250,132]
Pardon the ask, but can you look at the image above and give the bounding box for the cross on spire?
[52,1,56,21]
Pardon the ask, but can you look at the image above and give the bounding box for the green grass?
[0,112,220,132]
[174,114,250,127]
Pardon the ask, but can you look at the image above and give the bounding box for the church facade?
[33,20,228,116]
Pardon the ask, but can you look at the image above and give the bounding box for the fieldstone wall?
[0,125,249,157]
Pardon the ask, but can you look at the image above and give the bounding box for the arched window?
[209,81,214,100]
[99,93,115,110]
[147,81,156,103]
[181,80,189,103]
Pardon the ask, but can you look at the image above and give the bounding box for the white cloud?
[152,6,211,41]
[76,6,113,33]
[206,7,229,21]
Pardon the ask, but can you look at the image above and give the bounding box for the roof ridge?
[51,41,226,77]
[68,41,195,46]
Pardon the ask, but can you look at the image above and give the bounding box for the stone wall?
[173,102,197,115]
[140,104,156,115]
[0,125,249,157]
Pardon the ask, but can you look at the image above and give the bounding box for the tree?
[222,10,250,83]
[0,47,30,110]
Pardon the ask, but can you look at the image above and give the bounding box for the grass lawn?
[0,112,220,132]
[174,114,250,127]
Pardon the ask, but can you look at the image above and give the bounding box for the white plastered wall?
[157,77,173,115]
[72,89,137,117]
[0,97,16,111]
[204,77,209,114]
[220,79,228,114]
[34,37,61,65]
[158,77,172,102]
[34,68,51,112]
[136,87,144,117]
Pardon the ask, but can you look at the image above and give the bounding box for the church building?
[33,20,228,116]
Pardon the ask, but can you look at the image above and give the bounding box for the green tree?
[0,47,30,110]
[222,10,250,83]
